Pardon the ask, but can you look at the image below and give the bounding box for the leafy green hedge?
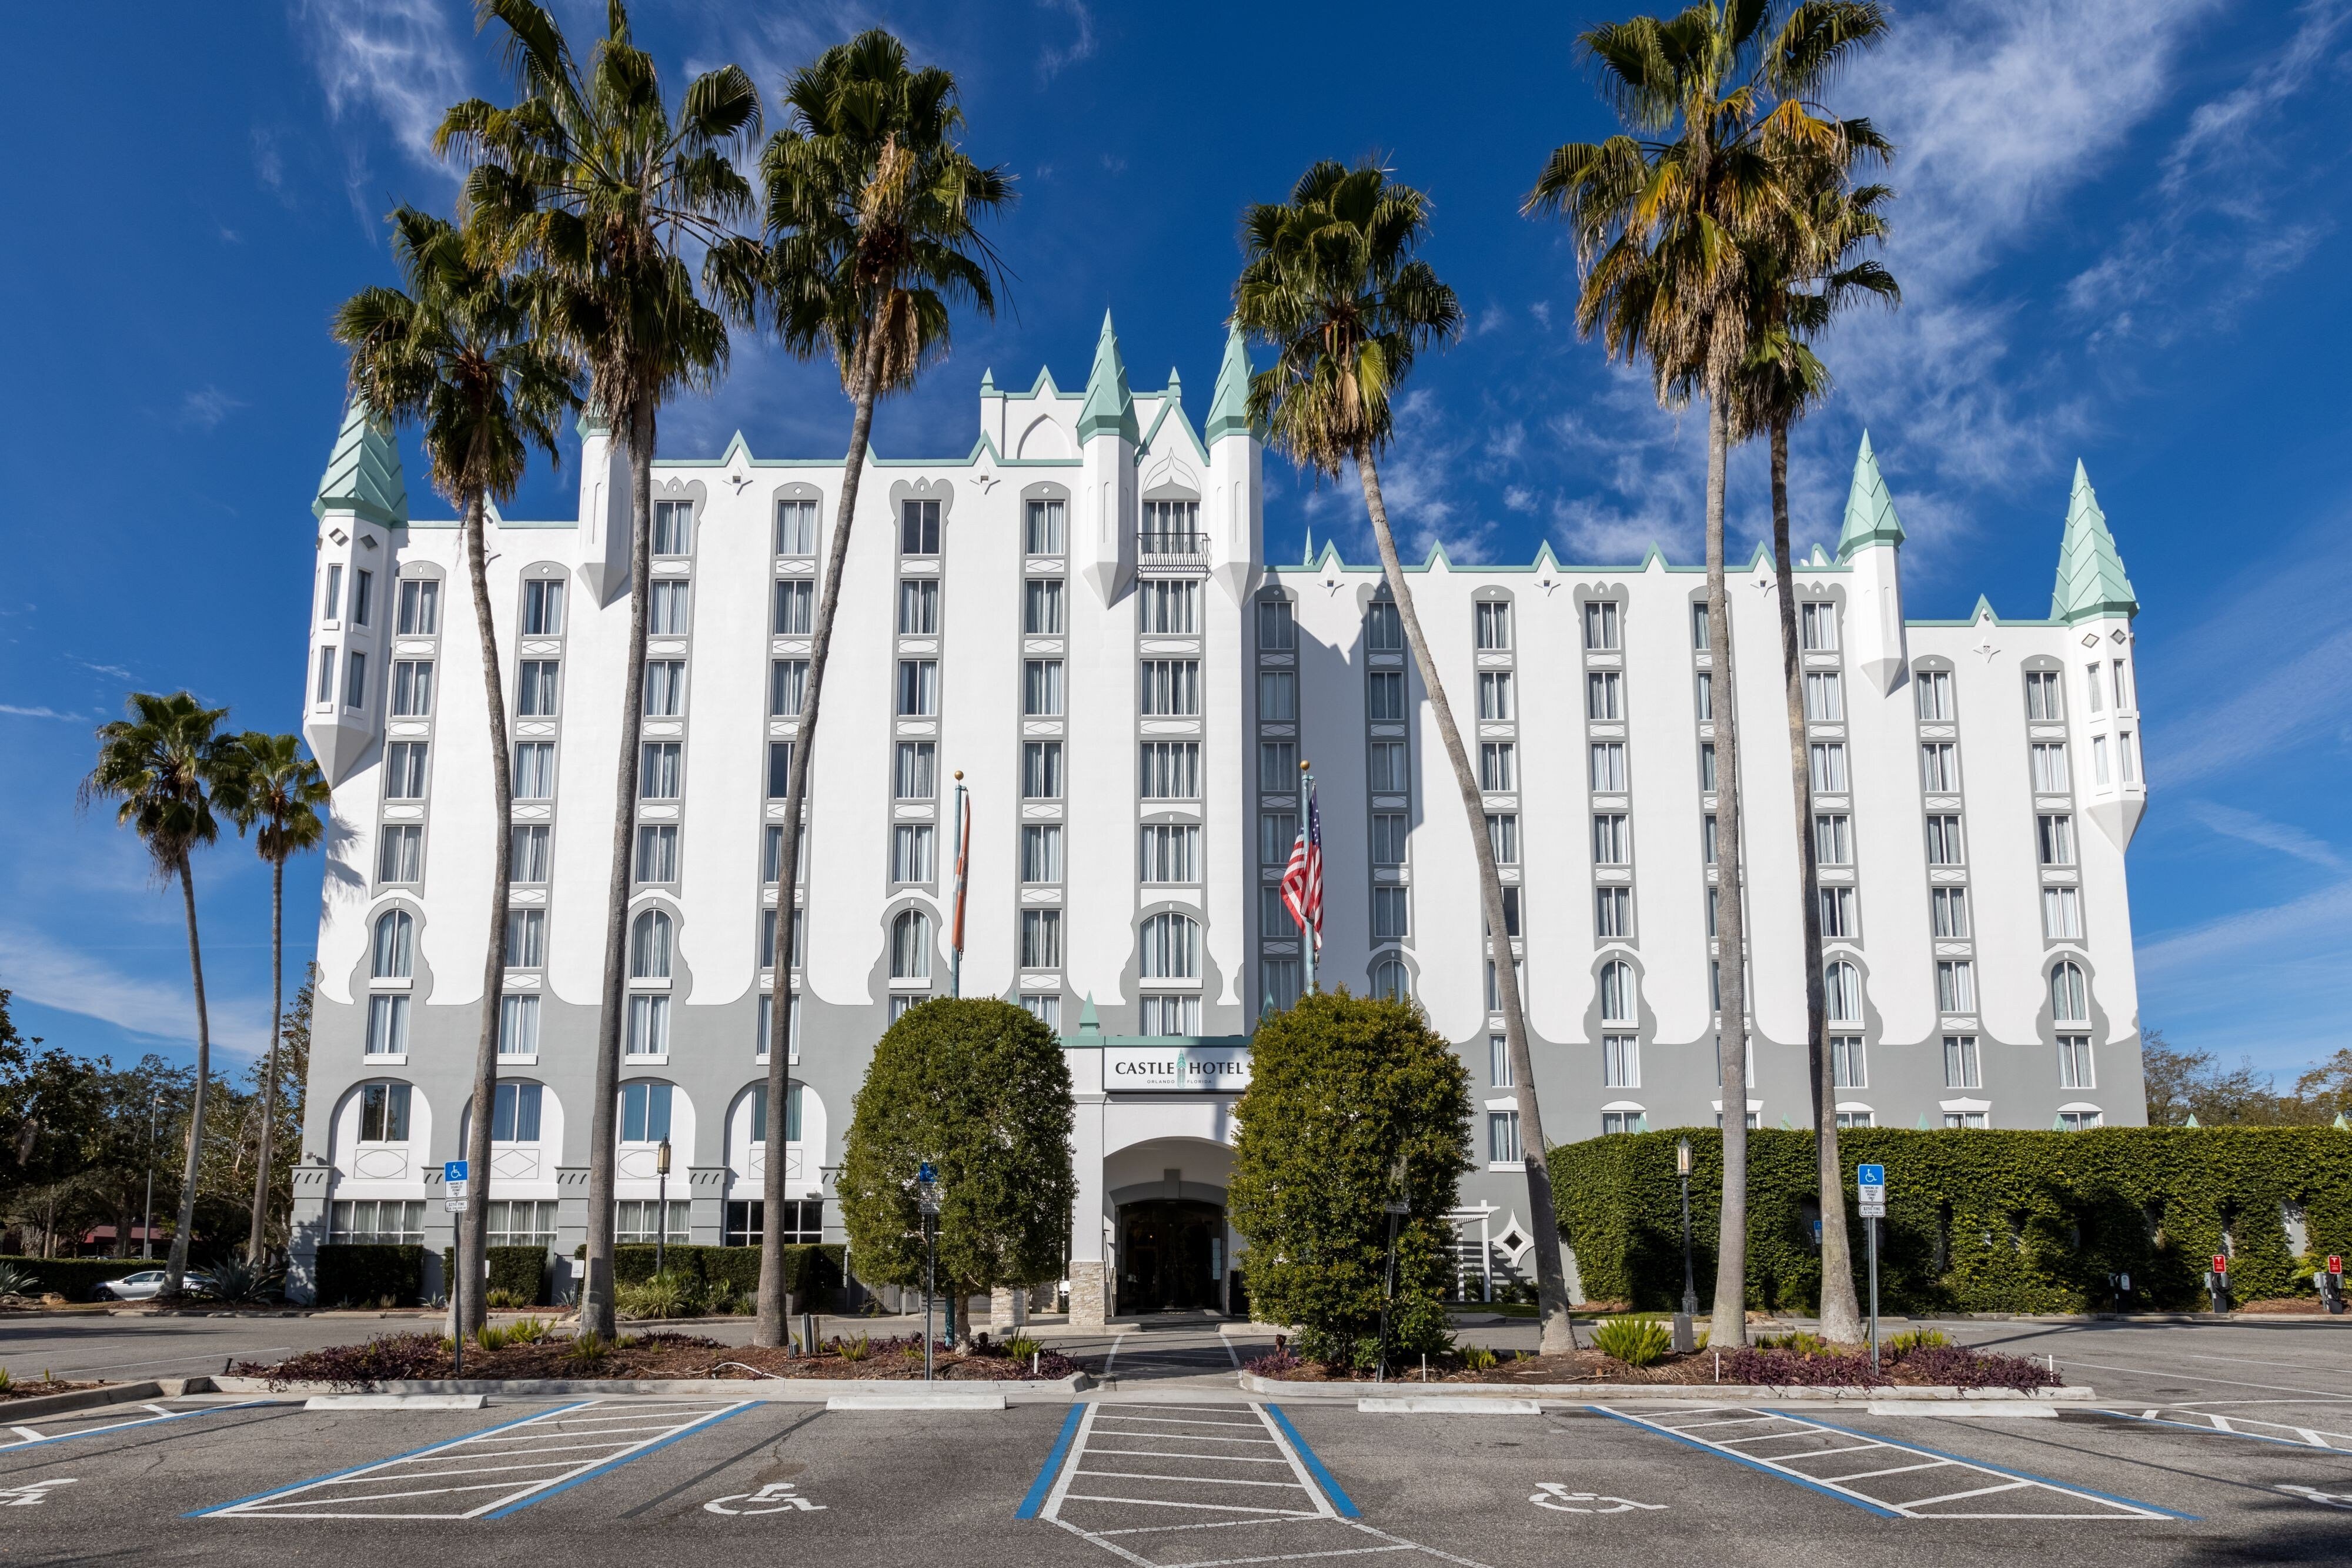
[602,1244,845,1302]
[0,1255,149,1301]
[439,1246,553,1305]
[1553,1126,2352,1315]
[313,1244,425,1308]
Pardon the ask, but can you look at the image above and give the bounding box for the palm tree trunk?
[582,402,659,1339]
[756,329,888,1347]
[166,858,211,1295]
[1354,446,1577,1356]
[245,854,285,1265]
[1769,421,1863,1342]
[1703,394,1752,1348]
[459,488,516,1338]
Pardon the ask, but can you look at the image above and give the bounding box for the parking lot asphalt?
[0,1318,2347,1565]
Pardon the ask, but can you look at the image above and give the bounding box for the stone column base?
[1069,1261,1108,1329]
[990,1285,1028,1333]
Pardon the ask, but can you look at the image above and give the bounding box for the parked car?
[89,1269,216,1301]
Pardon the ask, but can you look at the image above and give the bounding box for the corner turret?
[1203,323,1263,600]
[1076,313,1138,603]
[305,400,407,783]
[2057,462,2145,848]
[1837,431,1908,694]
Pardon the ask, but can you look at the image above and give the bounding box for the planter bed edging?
[0,1380,168,1420]
[212,1372,1089,1399]
[1237,1372,2094,1402]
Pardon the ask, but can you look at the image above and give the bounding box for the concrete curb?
[0,1381,165,1420]
[827,1390,1006,1411]
[211,1371,1090,1399]
[1236,1372,2096,1403]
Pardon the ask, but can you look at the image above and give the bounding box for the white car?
[91,1269,215,1301]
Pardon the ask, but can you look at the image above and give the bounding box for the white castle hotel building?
[288,315,2150,1317]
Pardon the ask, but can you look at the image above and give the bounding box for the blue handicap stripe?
[1264,1404,1358,1518]
[1590,1406,1902,1518]
[1017,1406,1085,1519]
[5,1400,273,1454]
[186,1402,590,1516]
[1772,1409,2199,1519]
[479,1402,756,1520]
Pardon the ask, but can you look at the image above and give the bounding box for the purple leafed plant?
[1893,1342,2063,1390]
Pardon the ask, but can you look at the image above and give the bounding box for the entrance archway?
[1116,1199,1222,1314]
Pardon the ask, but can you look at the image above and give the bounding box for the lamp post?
[1674,1137,1698,1353]
[1374,1153,1409,1384]
[142,1092,162,1259]
[916,1161,942,1383]
[655,1139,673,1277]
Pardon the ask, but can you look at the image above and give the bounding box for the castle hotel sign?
[1102,1044,1253,1093]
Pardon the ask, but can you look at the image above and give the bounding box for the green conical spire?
[1301,521,1315,567]
[1078,994,1101,1035]
[1207,322,1257,443]
[1835,430,1903,560]
[313,400,408,527]
[2050,460,2139,623]
[1076,311,1137,443]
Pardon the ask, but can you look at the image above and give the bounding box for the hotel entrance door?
[1115,1199,1222,1314]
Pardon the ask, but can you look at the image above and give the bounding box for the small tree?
[837,999,1073,1336]
[1227,991,1472,1368]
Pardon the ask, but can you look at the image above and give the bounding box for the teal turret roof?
[2050,460,2139,623]
[313,400,408,527]
[1076,312,1138,443]
[1206,322,1258,443]
[1835,430,1903,560]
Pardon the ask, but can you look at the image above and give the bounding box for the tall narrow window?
[898,579,939,634]
[1809,742,1848,793]
[891,910,932,980]
[1490,1035,1514,1088]
[629,910,673,979]
[1800,602,1838,651]
[634,824,677,882]
[897,660,938,716]
[1021,741,1062,799]
[1370,813,1407,865]
[1920,743,1960,792]
[505,908,545,968]
[365,998,409,1058]
[343,650,368,708]
[1020,909,1063,968]
[1936,959,1977,1014]
[1815,813,1852,865]
[1590,743,1626,792]
[2120,731,2139,783]
[1259,812,1298,866]
[1603,1034,1640,1088]
[648,580,690,635]
[1915,669,1955,721]
[1482,600,1518,650]
[1368,741,1409,792]
[1690,602,1710,650]
[892,824,935,883]
[2085,663,2105,714]
[1819,885,1857,938]
[1489,1111,1522,1164]
[315,647,337,706]
[509,824,550,882]
[1599,960,1636,1022]
[626,995,670,1057]
[900,499,941,554]
[2050,961,2089,1023]
[2026,669,2064,721]
[1479,743,1515,792]
[1373,959,1412,1002]
[1021,824,1064,883]
[769,741,796,798]
[639,741,681,799]
[1587,671,1623,720]
[1366,670,1406,721]
[1024,579,1064,634]
[1580,600,1617,651]
[1595,885,1631,937]
[397,579,439,636]
[1024,498,1065,554]
[517,660,560,717]
[497,997,540,1059]
[1931,886,1970,938]
[1366,601,1404,652]
[1024,660,1064,717]
[523,579,564,636]
[384,741,428,800]
[774,498,817,554]
[643,659,685,717]
[1257,598,1295,650]
[2038,813,2077,866]
[1832,1036,1866,1089]
[1804,671,1845,721]
[1478,672,1515,720]
[773,580,813,636]
[1699,742,1717,791]
[769,660,806,717]
[1258,670,1298,720]
[322,562,343,622]
[1943,1035,1980,1089]
[351,569,374,627]
[896,742,936,800]
[391,660,434,717]
[1825,961,1863,1025]
[2030,743,2070,792]
[2057,1035,2095,1090]
[652,500,693,556]
[1258,740,1298,791]
[372,910,414,978]
[2043,885,2083,939]
[1592,813,1630,865]
[1925,814,1965,865]
[1371,886,1409,940]
[377,824,422,884]
[1486,813,1519,864]
[1694,671,1712,721]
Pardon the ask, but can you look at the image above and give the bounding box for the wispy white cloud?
[1036,0,1097,82]
[2179,800,2347,871]
[177,386,243,432]
[0,704,84,721]
[0,922,269,1058]
[289,0,470,214]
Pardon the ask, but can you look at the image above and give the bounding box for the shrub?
[615,1274,696,1320]
[1884,1328,1949,1358]
[1591,1316,1673,1368]
[1461,1344,1498,1372]
[1244,1347,1302,1376]
[315,1245,424,1309]
[0,1255,147,1302]
[198,1259,283,1305]
[1228,991,1474,1363]
[608,1244,844,1305]
[831,1333,871,1362]
[1897,1342,2061,1391]
[564,1332,611,1369]
[1552,1126,2352,1315]
[439,1246,551,1306]
[0,1262,40,1299]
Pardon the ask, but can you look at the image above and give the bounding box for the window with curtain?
[1138,913,1200,979]
[1579,600,1615,651]
[1025,579,1064,634]
[1371,959,1411,1002]
[626,995,670,1057]
[1024,498,1064,554]
[648,580,690,634]
[2050,961,2089,1023]
[773,580,813,635]
[774,498,817,554]
[619,1082,673,1142]
[372,911,413,979]
[1020,909,1062,968]
[497,994,539,1058]
[358,1082,412,1142]
[523,577,564,635]
[1488,1111,1522,1164]
[505,908,544,968]
[1603,1035,1639,1088]
[1599,961,1636,1023]
[365,995,409,1058]
[489,1082,543,1142]
[1366,601,1404,651]
[630,910,673,979]
[890,911,932,981]
[652,500,693,556]
[1257,597,1295,651]
[1825,962,1863,1025]
[397,577,439,635]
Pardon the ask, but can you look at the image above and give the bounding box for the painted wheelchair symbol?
[0,1479,75,1507]
[1531,1483,1666,1514]
[706,1480,827,1515]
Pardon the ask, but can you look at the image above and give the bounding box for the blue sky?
[2,1,2346,1084]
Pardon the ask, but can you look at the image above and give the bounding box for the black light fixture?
[1673,1136,1698,1352]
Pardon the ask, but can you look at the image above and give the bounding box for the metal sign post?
[916,1161,942,1382]
[1856,1164,1886,1375]
[445,1161,469,1375]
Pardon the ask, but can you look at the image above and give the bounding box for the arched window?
[891,910,931,980]
[372,910,413,979]
[2050,961,2088,1024]
[630,910,673,979]
[1825,961,1862,1025]
[750,1082,804,1144]
[1138,912,1199,979]
[1599,961,1636,1023]
[1372,958,1411,1002]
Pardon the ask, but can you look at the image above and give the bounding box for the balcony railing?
[1138,530,1210,570]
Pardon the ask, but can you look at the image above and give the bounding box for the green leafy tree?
[215,733,331,1266]
[1729,139,1896,1346]
[1524,0,1885,1343]
[1227,991,1473,1367]
[79,692,235,1293]
[837,1000,1073,1338]
[336,202,575,1329]
[1232,159,1584,1352]
[442,0,759,1339]
[718,28,1012,1346]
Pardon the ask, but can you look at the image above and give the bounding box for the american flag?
[1281,780,1322,950]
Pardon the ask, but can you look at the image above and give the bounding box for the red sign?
[2211,1255,2228,1274]
[2331,1256,2344,1276]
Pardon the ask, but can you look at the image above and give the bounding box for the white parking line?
[1,1402,273,1453]
[193,1399,753,1520]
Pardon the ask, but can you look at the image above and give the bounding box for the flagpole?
[950,772,969,998]
[1299,760,1317,995]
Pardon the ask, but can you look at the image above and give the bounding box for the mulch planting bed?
[0,1380,105,1401]
[1248,1340,2064,1390]
[230,1330,1081,1389]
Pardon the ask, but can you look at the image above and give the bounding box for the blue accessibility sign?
[1856,1164,1885,1188]
[445,1160,469,1183]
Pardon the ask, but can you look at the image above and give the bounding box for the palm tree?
[336,205,575,1333]
[442,0,758,1338]
[1731,160,1896,1345]
[1233,158,1577,1355]
[719,27,1012,1349]
[1525,0,1886,1345]
[80,692,233,1295]
[217,731,331,1266]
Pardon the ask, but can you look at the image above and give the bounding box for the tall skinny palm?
[1234,159,1575,1355]
[717,26,1011,1348]
[1527,0,1887,1345]
[443,0,758,1337]
[80,692,233,1295]
[1733,165,1896,1345]
[337,205,574,1334]
[219,731,331,1266]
